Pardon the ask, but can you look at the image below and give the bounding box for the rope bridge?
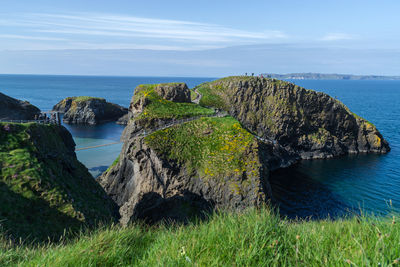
[75,142,122,151]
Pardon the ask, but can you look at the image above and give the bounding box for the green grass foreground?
[1,208,400,266]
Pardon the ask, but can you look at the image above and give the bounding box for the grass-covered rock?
[132,84,214,121]
[121,83,215,140]
[53,96,127,125]
[196,76,390,159]
[99,116,274,225]
[0,122,118,243]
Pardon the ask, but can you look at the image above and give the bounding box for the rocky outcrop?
[0,92,40,120]
[120,82,198,140]
[116,113,129,125]
[98,127,274,225]
[99,77,390,225]
[154,83,191,103]
[53,97,128,125]
[0,122,119,242]
[198,76,390,159]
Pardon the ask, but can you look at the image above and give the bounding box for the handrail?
[0,119,58,125]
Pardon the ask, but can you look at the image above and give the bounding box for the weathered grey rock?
[154,83,191,103]
[0,92,40,120]
[201,77,390,159]
[98,136,272,225]
[53,97,128,125]
[116,113,129,125]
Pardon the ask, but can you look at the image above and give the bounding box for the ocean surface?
[0,75,215,177]
[0,75,399,218]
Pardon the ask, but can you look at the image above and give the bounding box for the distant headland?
[261,72,400,80]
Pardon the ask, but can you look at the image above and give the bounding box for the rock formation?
[0,92,40,120]
[99,77,390,225]
[197,76,390,159]
[53,97,127,125]
[0,122,119,242]
[153,83,191,103]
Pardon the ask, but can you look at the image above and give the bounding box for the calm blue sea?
[0,74,215,177]
[0,75,399,218]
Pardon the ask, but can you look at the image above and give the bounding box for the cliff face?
[0,122,119,242]
[99,78,390,225]
[53,97,127,125]
[0,92,40,120]
[99,117,277,225]
[197,77,390,159]
[99,83,291,225]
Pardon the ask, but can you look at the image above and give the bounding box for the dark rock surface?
[53,97,128,125]
[0,92,40,120]
[200,77,390,159]
[116,113,129,125]
[154,83,191,103]
[98,136,272,225]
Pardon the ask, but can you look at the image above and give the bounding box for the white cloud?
[0,34,66,41]
[320,33,357,41]
[0,12,287,51]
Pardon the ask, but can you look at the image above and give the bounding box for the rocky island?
[53,96,128,125]
[98,77,390,225]
[0,92,40,120]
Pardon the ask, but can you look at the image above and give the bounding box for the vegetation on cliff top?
[145,116,261,181]
[0,122,117,243]
[133,84,214,120]
[1,207,399,266]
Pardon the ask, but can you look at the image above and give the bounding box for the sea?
[0,74,399,218]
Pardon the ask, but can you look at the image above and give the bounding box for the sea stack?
[53,96,128,125]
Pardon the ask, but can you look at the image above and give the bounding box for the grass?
[1,207,400,266]
[133,84,214,120]
[190,90,198,101]
[196,84,228,110]
[0,122,117,243]
[70,96,105,103]
[145,116,260,180]
[104,155,120,174]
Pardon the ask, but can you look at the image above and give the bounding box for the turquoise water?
[1,75,399,217]
[0,74,215,177]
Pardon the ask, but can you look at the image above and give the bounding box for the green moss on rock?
[133,84,214,121]
[0,122,118,243]
[144,117,261,180]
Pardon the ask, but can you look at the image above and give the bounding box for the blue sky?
[0,0,399,76]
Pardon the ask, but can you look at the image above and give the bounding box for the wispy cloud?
[0,12,287,50]
[320,33,357,41]
[0,34,66,41]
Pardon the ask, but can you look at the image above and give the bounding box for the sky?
[0,0,399,77]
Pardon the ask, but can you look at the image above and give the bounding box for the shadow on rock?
[131,191,215,225]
